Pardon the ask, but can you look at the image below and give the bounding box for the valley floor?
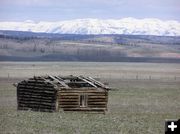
[0,62,180,134]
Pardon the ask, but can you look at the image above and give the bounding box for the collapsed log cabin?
[16,75,109,113]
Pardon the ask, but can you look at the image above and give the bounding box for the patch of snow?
[0,18,180,36]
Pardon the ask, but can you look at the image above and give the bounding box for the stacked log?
[58,88,108,113]
[17,77,57,112]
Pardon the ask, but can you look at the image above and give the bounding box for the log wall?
[58,89,108,113]
[17,79,57,112]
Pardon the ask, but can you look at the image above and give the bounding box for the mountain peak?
[0,18,180,36]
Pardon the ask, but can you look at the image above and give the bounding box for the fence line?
[4,73,180,81]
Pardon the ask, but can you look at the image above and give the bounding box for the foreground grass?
[1,109,177,134]
[0,79,180,134]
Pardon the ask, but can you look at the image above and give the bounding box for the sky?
[0,0,179,21]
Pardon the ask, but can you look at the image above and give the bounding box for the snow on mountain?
[0,18,180,36]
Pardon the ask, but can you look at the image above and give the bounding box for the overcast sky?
[0,0,179,21]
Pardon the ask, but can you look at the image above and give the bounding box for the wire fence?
[4,72,180,82]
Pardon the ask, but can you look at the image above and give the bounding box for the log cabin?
[16,75,109,113]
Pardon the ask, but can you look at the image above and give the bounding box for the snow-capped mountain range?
[0,18,180,36]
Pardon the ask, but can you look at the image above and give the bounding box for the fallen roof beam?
[48,75,69,88]
[78,76,97,88]
[86,76,109,89]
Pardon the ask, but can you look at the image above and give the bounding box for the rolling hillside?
[0,30,180,62]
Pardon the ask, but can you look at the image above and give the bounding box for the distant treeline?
[1,30,180,45]
[0,30,180,63]
[1,55,180,63]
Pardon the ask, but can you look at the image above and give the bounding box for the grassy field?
[0,62,180,134]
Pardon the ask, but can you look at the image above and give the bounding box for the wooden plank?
[19,101,54,106]
[88,102,106,104]
[59,105,78,108]
[88,96,107,98]
[86,76,108,89]
[60,88,98,91]
[48,75,69,88]
[18,107,55,112]
[18,94,56,99]
[59,101,78,104]
[19,102,55,108]
[18,93,55,98]
[89,94,106,97]
[18,96,54,101]
[59,93,81,96]
[36,76,59,87]
[57,75,78,80]
[18,106,55,111]
[105,92,108,109]
[18,86,55,91]
[18,98,55,103]
[18,105,54,109]
[59,98,79,101]
[24,80,45,83]
[28,79,44,81]
[18,91,55,96]
[19,103,55,108]
[88,93,107,95]
[18,88,55,94]
[18,84,54,89]
[59,102,79,105]
[18,90,55,95]
[87,94,106,96]
[18,85,55,90]
[88,99,107,101]
[58,96,79,99]
[59,95,79,98]
[88,106,106,108]
[23,81,52,85]
[62,107,106,111]
[59,99,79,102]
[19,100,55,105]
[88,103,106,105]
[18,102,55,107]
[18,106,54,111]
[67,82,88,84]
[18,94,55,99]
[78,76,97,88]
[58,99,79,103]
[59,90,105,93]
[59,93,106,96]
